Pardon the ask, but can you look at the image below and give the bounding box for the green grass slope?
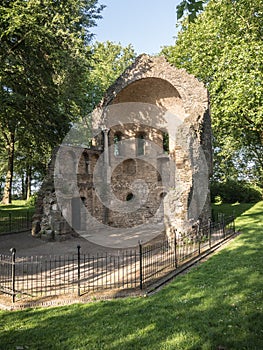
[0,202,262,350]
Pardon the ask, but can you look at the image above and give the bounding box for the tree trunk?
[21,173,26,200]
[26,166,32,200]
[1,134,15,204]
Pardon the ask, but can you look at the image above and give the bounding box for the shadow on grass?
[212,202,255,219]
[0,203,262,350]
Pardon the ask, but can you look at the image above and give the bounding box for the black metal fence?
[0,216,235,303]
[0,211,34,234]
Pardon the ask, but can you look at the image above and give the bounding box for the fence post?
[174,235,178,269]
[77,245,81,297]
[222,214,225,238]
[139,241,143,290]
[208,218,212,248]
[10,248,16,303]
[232,211,236,234]
[197,220,201,255]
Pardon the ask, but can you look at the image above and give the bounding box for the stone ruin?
[32,54,212,244]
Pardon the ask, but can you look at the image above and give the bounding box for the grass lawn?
[211,202,255,221]
[0,200,35,214]
[0,202,262,350]
[0,200,35,234]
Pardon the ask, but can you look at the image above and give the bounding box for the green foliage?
[0,202,262,349]
[0,0,105,202]
[176,0,207,21]
[211,179,262,204]
[212,139,263,184]
[86,41,136,111]
[162,0,263,185]
[26,194,37,207]
[0,0,105,142]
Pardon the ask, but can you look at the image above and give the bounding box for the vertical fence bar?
[174,236,178,269]
[208,218,212,248]
[105,252,108,288]
[139,241,143,290]
[222,214,225,238]
[10,248,16,303]
[197,221,201,255]
[77,245,81,297]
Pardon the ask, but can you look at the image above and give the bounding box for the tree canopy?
[0,0,105,203]
[163,0,263,185]
[176,0,207,21]
[86,41,136,112]
[0,1,137,202]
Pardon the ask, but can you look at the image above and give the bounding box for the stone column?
[101,127,110,224]
[102,127,110,167]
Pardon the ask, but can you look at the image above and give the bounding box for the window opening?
[163,132,169,154]
[137,133,145,156]
[114,132,122,156]
[85,154,91,174]
[126,193,134,201]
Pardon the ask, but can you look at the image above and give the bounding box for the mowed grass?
[212,202,255,220]
[0,200,35,234]
[0,202,262,350]
[0,200,35,215]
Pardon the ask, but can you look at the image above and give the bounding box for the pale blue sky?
[93,0,181,55]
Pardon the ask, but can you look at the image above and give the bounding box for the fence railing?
[0,216,235,303]
[0,211,34,234]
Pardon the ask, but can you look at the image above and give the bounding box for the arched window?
[137,132,146,156]
[85,154,91,174]
[78,152,90,175]
[114,132,122,156]
[163,132,169,154]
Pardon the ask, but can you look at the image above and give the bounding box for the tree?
[162,0,263,185]
[0,0,104,203]
[86,41,136,111]
[176,0,206,21]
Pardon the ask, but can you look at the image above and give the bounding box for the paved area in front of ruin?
[0,223,164,256]
[80,222,164,249]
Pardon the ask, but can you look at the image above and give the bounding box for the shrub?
[26,194,38,207]
[211,180,262,203]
